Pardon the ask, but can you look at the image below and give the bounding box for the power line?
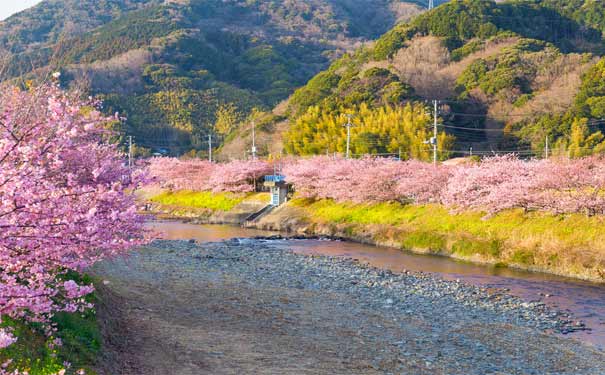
[351,152,403,157]
[446,112,542,118]
[440,124,508,132]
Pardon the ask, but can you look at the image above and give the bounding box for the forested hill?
[0,0,162,53]
[0,0,448,155]
[221,0,605,161]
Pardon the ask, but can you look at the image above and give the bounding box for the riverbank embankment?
[147,190,605,283]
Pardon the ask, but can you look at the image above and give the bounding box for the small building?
[264,174,289,206]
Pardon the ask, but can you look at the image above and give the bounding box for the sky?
[0,0,42,21]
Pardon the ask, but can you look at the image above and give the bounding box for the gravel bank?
[94,238,605,374]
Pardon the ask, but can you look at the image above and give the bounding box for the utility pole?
[344,114,354,159]
[128,135,133,169]
[251,120,257,160]
[545,136,549,159]
[433,100,438,165]
[208,133,213,162]
[423,100,439,165]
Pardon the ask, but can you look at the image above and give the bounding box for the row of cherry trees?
[148,158,274,193]
[151,155,605,216]
[285,156,605,216]
[0,85,144,373]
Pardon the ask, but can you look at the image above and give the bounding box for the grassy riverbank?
[148,190,270,223]
[0,274,101,375]
[146,191,605,282]
[283,199,605,281]
[150,191,247,212]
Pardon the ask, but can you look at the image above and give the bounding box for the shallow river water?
[147,220,605,349]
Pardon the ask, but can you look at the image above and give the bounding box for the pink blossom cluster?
[0,330,16,349]
[283,157,449,204]
[442,155,605,215]
[147,158,215,191]
[0,85,145,355]
[148,158,273,193]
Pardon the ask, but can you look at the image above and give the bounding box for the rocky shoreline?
[211,238,588,335]
[95,238,604,374]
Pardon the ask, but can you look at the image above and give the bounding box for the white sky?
[0,0,43,21]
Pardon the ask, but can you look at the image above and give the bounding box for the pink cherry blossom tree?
[531,156,605,215]
[208,159,272,193]
[149,158,272,193]
[0,85,145,356]
[442,155,605,215]
[148,158,214,191]
[283,156,450,204]
[441,155,541,214]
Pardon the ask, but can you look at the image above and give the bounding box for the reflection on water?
[150,221,605,349]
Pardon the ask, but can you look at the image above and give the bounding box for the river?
[147,220,605,349]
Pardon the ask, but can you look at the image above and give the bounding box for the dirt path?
[93,240,605,374]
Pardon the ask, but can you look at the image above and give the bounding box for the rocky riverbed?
[94,238,605,374]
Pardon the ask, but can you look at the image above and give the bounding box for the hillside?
[219,0,605,160]
[0,0,447,155]
[0,0,161,53]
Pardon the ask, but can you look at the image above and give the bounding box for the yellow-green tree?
[284,102,454,161]
[150,91,196,132]
[553,118,605,158]
[214,103,240,136]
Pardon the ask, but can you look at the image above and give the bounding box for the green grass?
[511,249,535,265]
[292,198,605,280]
[0,319,64,375]
[150,191,247,211]
[0,274,101,375]
[294,198,605,247]
[452,238,503,258]
[400,231,446,253]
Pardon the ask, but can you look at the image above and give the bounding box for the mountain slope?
[0,0,447,155]
[0,0,162,53]
[224,0,605,160]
